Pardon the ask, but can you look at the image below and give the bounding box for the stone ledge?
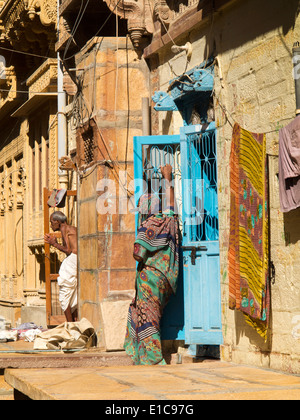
[0,350,132,370]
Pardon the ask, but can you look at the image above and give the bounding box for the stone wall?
[148,0,300,373]
[75,37,150,350]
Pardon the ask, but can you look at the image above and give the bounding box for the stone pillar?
[76,37,150,350]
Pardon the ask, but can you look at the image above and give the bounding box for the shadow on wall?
[213,0,299,54]
[234,249,274,354]
[234,310,272,354]
[197,0,300,78]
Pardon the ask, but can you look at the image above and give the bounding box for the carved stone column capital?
[103,0,153,48]
[24,0,57,27]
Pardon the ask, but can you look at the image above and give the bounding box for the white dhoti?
[58,253,78,313]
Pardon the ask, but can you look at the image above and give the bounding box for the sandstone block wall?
[151,0,300,373]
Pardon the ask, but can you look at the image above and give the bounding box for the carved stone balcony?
[0,1,57,113]
[0,0,57,57]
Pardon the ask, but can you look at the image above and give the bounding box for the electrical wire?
[0,88,64,94]
[62,0,85,61]
[62,0,123,62]
[0,46,55,60]
[63,0,90,61]
[64,0,129,175]
[0,0,121,63]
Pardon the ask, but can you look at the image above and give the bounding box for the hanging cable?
[0,0,121,63]
[62,0,123,62]
[63,0,90,61]
[0,88,64,94]
[0,46,55,60]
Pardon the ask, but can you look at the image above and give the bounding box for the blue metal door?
[180,122,223,345]
[133,124,222,345]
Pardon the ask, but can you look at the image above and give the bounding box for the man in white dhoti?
[44,211,78,322]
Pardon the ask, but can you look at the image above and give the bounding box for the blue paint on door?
[133,124,223,345]
[180,123,223,345]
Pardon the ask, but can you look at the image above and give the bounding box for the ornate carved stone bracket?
[7,173,13,210]
[16,166,25,209]
[103,0,154,48]
[24,0,57,27]
[0,176,5,214]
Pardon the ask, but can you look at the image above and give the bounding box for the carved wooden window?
[76,119,100,169]
[82,127,94,165]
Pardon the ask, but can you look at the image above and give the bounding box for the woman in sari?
[124,164,180,365]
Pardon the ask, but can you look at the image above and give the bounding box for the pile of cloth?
[0,322,44,343]
[0,329,18,343]
[17,322,44,342]
[33,318,96,351]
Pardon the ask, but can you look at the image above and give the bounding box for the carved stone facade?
[0,0,57,56]
[24,0,57,26]
[0,1,59,327]
[26,58,58,98]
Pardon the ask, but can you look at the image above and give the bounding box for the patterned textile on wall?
[228,123,270,341]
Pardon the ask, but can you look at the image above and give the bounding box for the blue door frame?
[133,123,223,346]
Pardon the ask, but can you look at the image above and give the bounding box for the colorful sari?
[228,123,270,341]
[124,194,179,365]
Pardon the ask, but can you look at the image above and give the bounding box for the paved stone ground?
[4,361,300,400]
